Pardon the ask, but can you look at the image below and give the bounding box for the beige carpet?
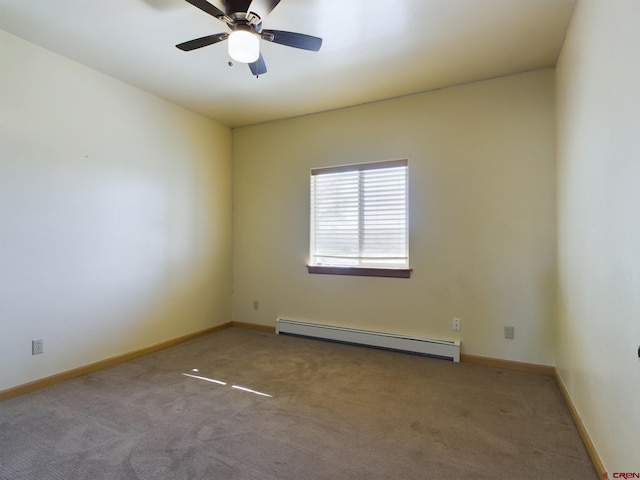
[0,327,597,479]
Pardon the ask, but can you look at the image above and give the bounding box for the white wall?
[0,30,233,391]
[556,0,640,471]
[232,69,557,365]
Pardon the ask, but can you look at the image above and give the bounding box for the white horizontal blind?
[310,160,408,268]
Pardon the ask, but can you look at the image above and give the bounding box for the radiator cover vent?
[276,318,460,362]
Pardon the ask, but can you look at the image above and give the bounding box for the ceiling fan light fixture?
[228,29,259,63]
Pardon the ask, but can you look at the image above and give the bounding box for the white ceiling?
[0,0,576,128]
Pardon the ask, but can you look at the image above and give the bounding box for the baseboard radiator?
[276,318,460,362]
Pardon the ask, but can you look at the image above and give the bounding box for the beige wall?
[0,30,233,391]
[556,0,640,471]
[232,69,557,365]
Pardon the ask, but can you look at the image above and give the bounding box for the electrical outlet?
[452,318,461,331]
[253,300,259,310]
[32,339,44,355]
[504,326,515,340]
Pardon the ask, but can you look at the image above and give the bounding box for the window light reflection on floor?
[181,373,227,385]
[231,385,272,398]
[182,369,272,398]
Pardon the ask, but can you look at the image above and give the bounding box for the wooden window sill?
[307,266,412,278]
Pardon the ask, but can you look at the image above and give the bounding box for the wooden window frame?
[309,159,410,279]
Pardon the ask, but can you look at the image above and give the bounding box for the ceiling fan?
[176,0,323,77]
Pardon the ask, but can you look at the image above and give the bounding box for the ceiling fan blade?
[248,0,282,19]
[249,53,267,76]
[262,30,322,51]
[184,0,226,19]
[176,33,228,51]
[225,0,252,14]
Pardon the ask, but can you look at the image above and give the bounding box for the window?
[309,159,410,278]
